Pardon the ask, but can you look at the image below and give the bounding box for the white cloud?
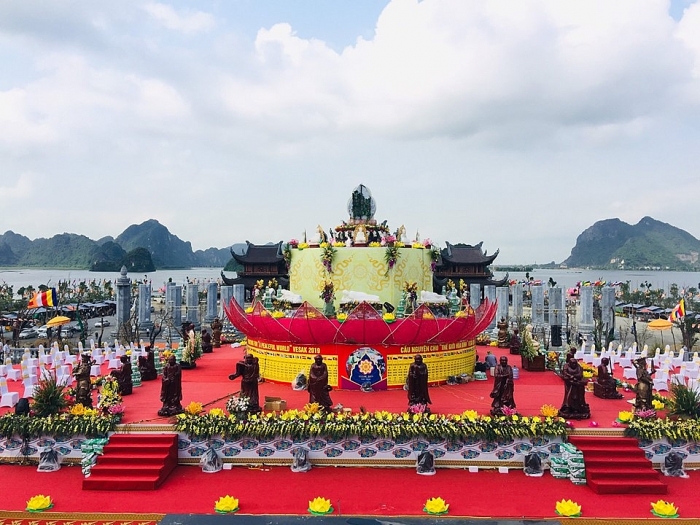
[143,2,215,35]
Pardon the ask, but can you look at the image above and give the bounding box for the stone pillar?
[232,284,245,308]
[496,286,509,323]
[138,283,153,333]
[579,286,594,342]
[166,283,182,328]
[549,287,564,349]
[116,266,131,332]
[511,283,523,319]
[205,282,218,324]
[601,286,616,346]
[186,283,200,328]
[220,286,233,318]
[531,285,545,327]
[469,283,481,310]
[484,285,496,330]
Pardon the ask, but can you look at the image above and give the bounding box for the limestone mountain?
[563,216,700,270]
[115,219,198,269]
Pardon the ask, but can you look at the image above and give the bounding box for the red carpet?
[1,462,699,519]
[83,433,178,490]
[568,435,667,495]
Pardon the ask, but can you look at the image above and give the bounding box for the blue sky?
[2,0,700,264]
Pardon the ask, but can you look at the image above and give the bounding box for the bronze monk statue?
[110,355,133,395]
[593,357,623,399]
[158,355,183,416]
[559,357,590,419]
[73,353,94,408]
[407,355,431,410]
[308,355,333,410]
[490,356,516,416]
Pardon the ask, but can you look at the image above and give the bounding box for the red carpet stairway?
[568,435,667,494]
[83,433,179,490]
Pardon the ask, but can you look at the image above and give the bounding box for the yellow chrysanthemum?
[651,500,678,517]
[462,409,479,421]
[70,404,86,416]
[214,495,239,513]
[26,494,53,512]
[209,408,225,417]
[304,403,321,414]
[308,497,332,514]
[555,499,582,517]
[424,497,449,515]
[652,399,665,410]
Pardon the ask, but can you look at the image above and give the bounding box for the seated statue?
[593,357,623,399]
[509,329,521,355]
[211,318,223,348]
[291,447,312,473]
[662,452,688,478]
[138,347,158,381]
[110,355,133,396]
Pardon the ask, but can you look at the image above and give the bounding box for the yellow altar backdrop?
[289,247,433,310]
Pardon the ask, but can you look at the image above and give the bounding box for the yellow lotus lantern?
[651,500,679,518]
[26,494,53,512]
[424,497,449,515]
[617,410,634,423]
[209,408,225,417]
[185,401,203,415]
[308,497,333,515]
[555,499,582,517]
[214,495,239,514]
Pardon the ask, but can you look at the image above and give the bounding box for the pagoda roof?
[440,242,499,265]
[231,241,284,264]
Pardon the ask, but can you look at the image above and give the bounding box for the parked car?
[94,320,111,328]
[61,325,78,337]
[19,327,38,339]
[36,325,49,338]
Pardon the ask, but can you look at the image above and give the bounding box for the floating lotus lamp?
[26,494,53,512]
[617,410,634,423]
[555,499,581,517]
[308,497,333,515]
[424,497,449,515]
[214,495,239,514]
[383,312,396,323]
[185,401,203,415]
[651,500,679,518]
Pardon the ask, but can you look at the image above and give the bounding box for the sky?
[2,0,700,265]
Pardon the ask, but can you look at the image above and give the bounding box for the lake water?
[1,267,699,294]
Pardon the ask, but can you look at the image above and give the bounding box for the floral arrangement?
[271,310,285,319]
[319,242,338,273]
[267,278,278,291]
[298,242,309,250]
[429,247,440,272]
[320,281,335,304]
[651,500,679,518]
[215,495,239,514]
[403,281,418,305]
[282,243,292,270]
[332,241,345,247]
[555,499,581,517]
[96,376,123,416]
[652,398,665,410]
[383,235,403,274]
[182,331,202,365]
[412,242,425,249]
[226,395,250,416]
[288,239,299,248]
[175,407,569,441]
[26,494,53,512]
[422,238,433,248]
[308,497,333,515]
[0,411,121,439]
[424,497,449,515]
[475,333,491,345]
[209,407,226,417]
[368,241,382,247]
[625,415,700,441]
[253,279,265,300]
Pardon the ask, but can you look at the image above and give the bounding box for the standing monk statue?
[308,355,333,410]
[633,357,655,411]
[229,354,261,413]
[559,357,590,419]
[73,353,94,408]
[490,356,516,416]
[158,355,183,416]
[407,355,431,410]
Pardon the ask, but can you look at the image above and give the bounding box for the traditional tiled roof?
[231,241,284,264]
[440,242,499,265]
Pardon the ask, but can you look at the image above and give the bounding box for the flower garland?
[282,244,292,271]
[319,242,337,274]
[320,281,335,304]
[175,409,569,441]
[384,235,402,274]
[625,415,700,441]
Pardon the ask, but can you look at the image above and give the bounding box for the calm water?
[1,267,699,294]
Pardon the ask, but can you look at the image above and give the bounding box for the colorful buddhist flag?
[27,288,57,309]
[670,299,686,322]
